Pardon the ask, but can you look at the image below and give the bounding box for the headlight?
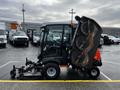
[13,37,17,40]
[26,38,29,41]
[14,38,18,40]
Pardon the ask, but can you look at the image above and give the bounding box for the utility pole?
[69,9,76,24]
[22,4,25,31]
[69,9,76,37]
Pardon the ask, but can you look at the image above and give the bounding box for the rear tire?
[88,67,100,79]
[44,63,60,79]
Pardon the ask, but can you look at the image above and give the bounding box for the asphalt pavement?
[0,82,120,90]
[0,43,120,90]
[0,43,110,80]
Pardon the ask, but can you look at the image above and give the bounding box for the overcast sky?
[0,0,120,27]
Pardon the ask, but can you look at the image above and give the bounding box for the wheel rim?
[91,69,98,76]
[47,67,56,77]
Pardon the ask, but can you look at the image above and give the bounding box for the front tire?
[25,42,29,47]
[3,43,6,48]
[12,41,16,46]
[44,63,60,79]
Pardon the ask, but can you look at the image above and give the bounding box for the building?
[21,22,42,33]
[22,22,120,37]
[0,20,18,31]
[103,27,120,37]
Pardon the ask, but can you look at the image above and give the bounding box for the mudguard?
[71,16,103,69]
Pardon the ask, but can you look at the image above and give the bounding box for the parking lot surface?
[0,44,120,89]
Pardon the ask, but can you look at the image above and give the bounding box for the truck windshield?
[0,30,5,35]
[13,31,26,36]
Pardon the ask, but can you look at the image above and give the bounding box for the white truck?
[0,22,7,47]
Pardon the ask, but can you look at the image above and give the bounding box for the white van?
[0,29,7,47]
[0,22,7,47]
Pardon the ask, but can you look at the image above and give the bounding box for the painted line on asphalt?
[0,61,20,69]
[103,61,120,66]
[100,71,112,80]
[0,80,120,82]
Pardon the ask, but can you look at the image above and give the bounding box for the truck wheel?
[25,42,29,47]
[12,41,15,46]
[88,67,100,79]
[44,63,60,79]
[3,44,6,48]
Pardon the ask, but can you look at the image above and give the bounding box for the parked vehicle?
[9,31,29,47]
[0,30,7,47]
[108,35,120,44]
[26,29,40,46]
[101,34,120,45]
[0,22,7,48]
[101,34,113,45]
[32,31,40,46]
[26,29,35,41]
[98,37,104,48]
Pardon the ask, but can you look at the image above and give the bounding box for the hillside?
[102,27,120,37]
